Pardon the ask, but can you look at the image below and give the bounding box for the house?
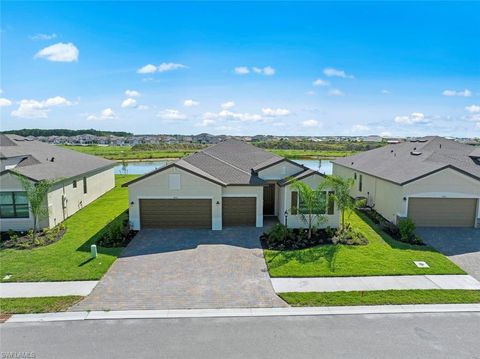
[333,136,480,228]
[124,139,339,230]
[0,134,115,231]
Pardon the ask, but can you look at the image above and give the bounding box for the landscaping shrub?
[398,218,423,245]
[355,198,367,209]
[261,223,330,250]
[331,224,368,245]
[0,224,66,250]
[96,217,137,248]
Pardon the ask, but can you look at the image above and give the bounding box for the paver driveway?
[417,228,480,280]
[74,227,287,310]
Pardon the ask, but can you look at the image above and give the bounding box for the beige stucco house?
[0,134,115,231]
[333,136,480,228]
[125,139,339,230]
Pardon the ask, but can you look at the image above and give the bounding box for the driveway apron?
[73,227,287,310]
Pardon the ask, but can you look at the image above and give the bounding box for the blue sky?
[1,1,479,136]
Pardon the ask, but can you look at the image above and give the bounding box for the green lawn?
[0,175,138,282]
[0,296,83,314]
[264,211,464,277]
[279,290,480,306]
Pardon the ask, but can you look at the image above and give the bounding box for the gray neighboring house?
[333,136,480,228]
[0,134,115,231]
[124,139,339,230]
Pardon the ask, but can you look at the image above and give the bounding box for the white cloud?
[234,66,250,75]
[351,124,370,133]
[0,98,12,107]
[381,89,391,94]
[221,101,235,109]
[137,63,186,74]
[313,78,330,87]
[11,96,72,118]
[253,66,275,76]
[157,109,187,121]
[261,108,290,117]
[235,66,275,76]
[197,117,216,127]
[218,110,263,122]
[121,98,137,108]
[465,104,480,113]
[137,64,157,74]
[306,91,316,96]
[34,42,79,62]
[328,89,345,96]
[184,99,200,107]
[30,33,57,41]
[301,119,322,128]
[87,108,117,121]
[137,105,149,110]
[125,89,140,97]
[323,67,354,79]
[442,89,472,97]
[157,62,187,73]
[394,112,430,125]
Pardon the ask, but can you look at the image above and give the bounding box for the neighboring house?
[333,136,480,228]
[124,139,339,230]
[0,134,115,231]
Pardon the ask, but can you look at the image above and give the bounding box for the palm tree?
[322,175,354,229]
[290,180,327,239]
[16,175,52,237]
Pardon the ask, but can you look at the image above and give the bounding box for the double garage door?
[408,198,478,227]
[139,197,256,229]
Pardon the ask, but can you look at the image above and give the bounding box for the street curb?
[5,303,480,323]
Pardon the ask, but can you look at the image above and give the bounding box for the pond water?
[115,159,333,175]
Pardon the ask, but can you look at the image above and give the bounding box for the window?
[290,191,298,215]
[83,177,87,194]
[73,180,77,188]
[359,175,363,192]
[354,173,357,180]
[0,192,29,218]
[168,174,181,190]
[327,191,335,215]
[299,191,326,215]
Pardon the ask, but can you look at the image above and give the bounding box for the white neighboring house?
[0,134,115,231]
[333,136,480,228]
[124,139,339,230]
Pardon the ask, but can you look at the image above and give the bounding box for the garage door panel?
[140,199,212,229]
[408,198,476,227]
[222,197,256,227]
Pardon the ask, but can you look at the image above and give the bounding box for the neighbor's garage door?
[139,199,212,229]
[222,197,256,226]
[408,198,477,227]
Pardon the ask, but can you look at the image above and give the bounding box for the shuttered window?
[291,191,298,215]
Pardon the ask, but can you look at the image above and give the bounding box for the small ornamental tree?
[290,180,327,239]
[323,175,355,229]
[16,175,52,237]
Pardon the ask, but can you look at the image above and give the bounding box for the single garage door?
[222,197,256,227]
[408,198,477,227]
[139,199,212,229]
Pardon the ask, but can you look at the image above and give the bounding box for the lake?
[115,159,333,175]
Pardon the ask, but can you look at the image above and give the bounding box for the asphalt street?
[1,312,479,359]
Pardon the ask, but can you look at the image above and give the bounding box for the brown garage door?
[139,199,212,229]
[408,198,477,227]
[222,197,256,227]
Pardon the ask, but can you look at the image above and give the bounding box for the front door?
[263,184,275,215]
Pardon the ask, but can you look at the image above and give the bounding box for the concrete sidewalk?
[271,275,480,293]
[0,281,98,298]
[6,303,480,323]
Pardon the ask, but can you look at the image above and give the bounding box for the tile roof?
[333,136,480,184]
[277,169,321,186]
[125,139,307,186]
[0,134,115,181]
